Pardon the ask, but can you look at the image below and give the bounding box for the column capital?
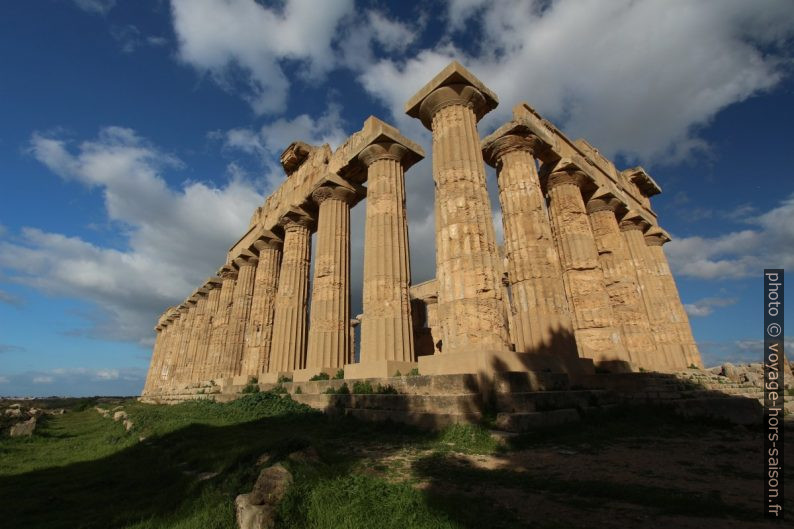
[234,254,258,268]
[644,227,671,246]
[482,133,546,168]
[545,169,588,191]
[619,214,651,233]
[358,142,410,168]
[218,265,238,280]
[279,213,314,232]
[405,61,498,130]
[253,236,282,252]
[311,185,357,206]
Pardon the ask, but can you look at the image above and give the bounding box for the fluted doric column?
[545,170,628,367]
[241,237,282,379]
[175,299,199,386]
[196,277,223,381]
[207,266,237,379]
[644,229,703,368]
[405,63,510,360]
[586,195,657,368]
[183,289,209,384]
[620,216,680,370]
[162,307,186,385]
[143,323,165,395]
[223,254,257,379]
[305,186,355,374]
[269,216,313,373]
[351,141,419,377]
[154,313,175,391]
[483,134,577,357]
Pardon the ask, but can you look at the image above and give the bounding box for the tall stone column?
[173,299,198,386]
[586,195,657,368]
[154,314,174,390]
[304,186,355,378]
[645,229,703,368]
[483,134,576,357]
[269,216,313,375]
[350,141,419,378]
[207,266,237,380]
[620,217,680,370]
[194,278,222,381]
[143,324,164,395]
[183,289,209,384]
[242,237,282,379]
[223,254,257,380]
[405,62,510,369]
[163,307,186,386]
[544,170,628,367]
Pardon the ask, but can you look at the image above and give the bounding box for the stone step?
[344,408,481,430]
[292,393,486,415]
[494,390,617,413]
[495,408,581,433]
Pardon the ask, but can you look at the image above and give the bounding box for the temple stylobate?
[142,62,702,400]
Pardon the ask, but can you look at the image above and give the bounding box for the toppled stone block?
[4,408,21,417]
[249,463,293,505]
[10,416,37,437]
[236,462,293,529]
[113,411,128,422]
[123,419,134,431]
[235,493,277,529]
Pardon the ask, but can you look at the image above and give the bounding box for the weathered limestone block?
[305,186,356,375]
[482,133,576,357]
[586,194,657,369]
[242,238,282,379]
[207,266,238,379]
[645,229,703,368]
[269,216,313,373]
[544,170,628,366]
[224,254,258,378]
[350,132,424,379]
[405,61,510,359]
[620,216,682,370]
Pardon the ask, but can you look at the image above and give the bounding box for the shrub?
[277,375,293,384]
[332,369,345,380]
[407,368,420,377]
[295,386,302,394]
[324,383,350,395]
[376,384,398,394]
[241,382,260,394]
[393,370,402,377]
[272,384,288,394]
[352,381,373,394]
[309,372,330,381]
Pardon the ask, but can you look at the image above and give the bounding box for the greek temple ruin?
[142,62,703,402]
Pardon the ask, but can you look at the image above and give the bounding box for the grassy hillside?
[0,393,783,528]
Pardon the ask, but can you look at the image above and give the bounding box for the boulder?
[4,408,21,418]
[287,446,321,464]
[10,417,37,437]
[123,419,134,431]
[249,463,293,505]
[721,363,739,382]
[235,494,277,529]
[113,411,128,422]
[9,403,21,409]
[235,463,293,529]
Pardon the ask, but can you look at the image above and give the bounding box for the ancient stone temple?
[141,62,702,400]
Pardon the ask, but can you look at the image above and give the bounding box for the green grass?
[0,396,764,528]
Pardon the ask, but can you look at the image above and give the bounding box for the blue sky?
[1,0,793,397]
